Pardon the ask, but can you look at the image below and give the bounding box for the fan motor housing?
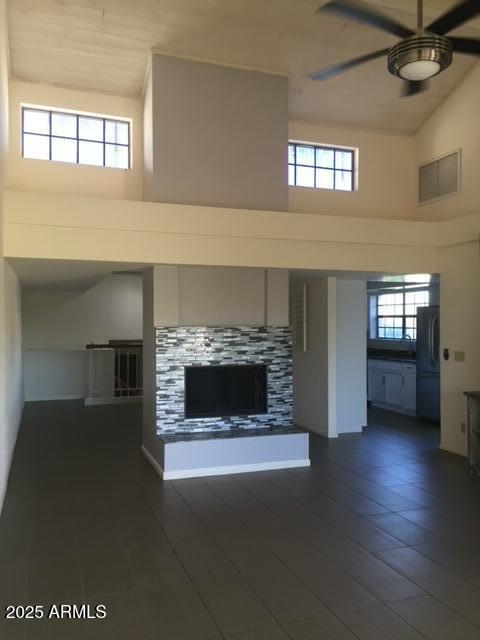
[387,33,453,79]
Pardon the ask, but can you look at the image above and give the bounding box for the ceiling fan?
[311,0,480,96]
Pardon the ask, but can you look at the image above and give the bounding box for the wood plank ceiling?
[7,0,480,132]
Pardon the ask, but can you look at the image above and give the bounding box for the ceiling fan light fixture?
[387,34,452,82]
[399,59,441,81]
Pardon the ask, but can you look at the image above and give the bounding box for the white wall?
[413,62,480,453]
[336,280,367,434]
[0,0,24,513]
[0,0,8,510]
[24,350,84,402]
[0,263,23,505]
[178,267,266,326]
[6,80,143,201]
[439,240,480,456]
[145,54,288,211]
[292,276,330,437]
[142,62,153,203]
[151,266,289,328]
[4,265,23,430]
[415,64,480,222]
[142,267,164,467]
[22,273,143,401]
[289,121,416,220]
[292,276,366,438]
[23,274,143,350]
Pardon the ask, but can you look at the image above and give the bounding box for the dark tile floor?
[1,401,480,639]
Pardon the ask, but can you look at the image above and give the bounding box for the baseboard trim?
[162,459,311,480]
[26,395,84,402]
[85,396,142,406]
[338,431,363,438]
[440,442,467,458]
[141,445,164,477]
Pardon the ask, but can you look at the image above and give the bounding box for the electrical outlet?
[461,422,466,434]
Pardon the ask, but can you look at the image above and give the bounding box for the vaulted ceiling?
[7,0,480,133]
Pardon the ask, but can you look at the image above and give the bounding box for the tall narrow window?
[288,142,354,191]
[22,106,131,170]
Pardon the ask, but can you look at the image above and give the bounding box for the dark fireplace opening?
[184,364,267,419]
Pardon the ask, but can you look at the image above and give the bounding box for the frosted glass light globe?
[399,60,441,81]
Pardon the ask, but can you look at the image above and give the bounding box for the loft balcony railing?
[85,340,143,405]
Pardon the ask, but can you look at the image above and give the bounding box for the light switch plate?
[454,351,465,362]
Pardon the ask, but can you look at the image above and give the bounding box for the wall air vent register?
[418,150,460,205]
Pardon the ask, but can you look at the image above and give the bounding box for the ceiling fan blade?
[311,48,389,80]
[318,0,414,38]
[449,36,480,55]
[402,79,429,97]
[426,0,480,35]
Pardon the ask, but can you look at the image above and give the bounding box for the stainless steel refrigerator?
[416,305,440,422]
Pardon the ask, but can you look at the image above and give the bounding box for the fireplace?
[155,326,292,434]
[184,364,267,419]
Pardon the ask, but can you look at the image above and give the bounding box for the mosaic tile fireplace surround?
[155,326,293,435]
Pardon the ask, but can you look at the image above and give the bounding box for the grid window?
[288,142,354,191]
[22,107,131,170]
[375,288,429,340]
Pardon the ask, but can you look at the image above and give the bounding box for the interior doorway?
[367,273,440,428]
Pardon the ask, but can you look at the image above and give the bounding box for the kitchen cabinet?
[402,363,417,414]
[368,359,416,416]
[403,373,417,413]
[385,372,403,407]
[371,369,385,404]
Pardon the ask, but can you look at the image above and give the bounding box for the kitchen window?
[288,142,354,191]
[369,287,430,341]
[21,106,131,169]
